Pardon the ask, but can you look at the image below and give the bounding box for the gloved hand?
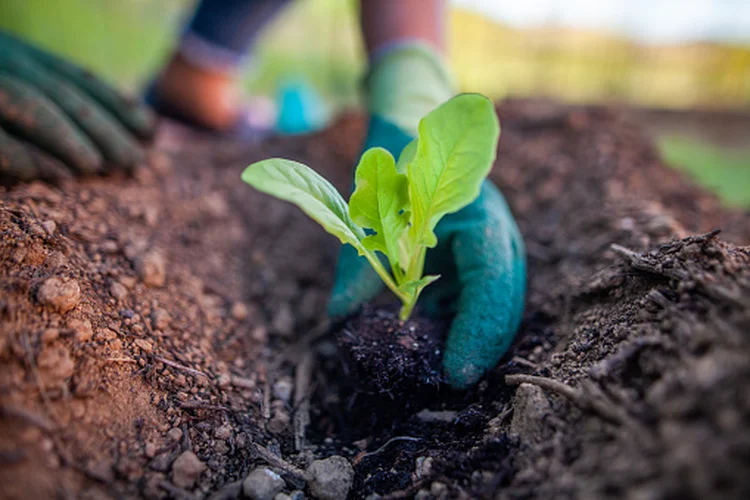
[328,44,526,389]
[0,31,155,183]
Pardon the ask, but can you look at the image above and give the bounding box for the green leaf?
[408,94,500,248]
[241,159,366,252]
[396,138,418,174]
[348,147,410,269]
[397,275,440,296]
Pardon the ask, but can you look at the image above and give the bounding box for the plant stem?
[363,250,409,304]
[398,246,428,321]
[392,260,405,284]
[399,295,417,321]
[406,246,427,283]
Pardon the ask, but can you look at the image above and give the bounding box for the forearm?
[360,0,446,60]
[358,0,452,139]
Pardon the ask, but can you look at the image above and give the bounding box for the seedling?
[242,94,500,320]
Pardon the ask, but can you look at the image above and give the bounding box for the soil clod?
[171,450,206,489]
[36,276,80,314]
[335,305,446,401]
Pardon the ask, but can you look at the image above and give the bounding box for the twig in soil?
[230,375,256,389]
[504,374,633,427]
[612,239,748,309]
[1,403,56,432]
[252,443,307,484]
[153,439,181,456]
[181,422,192,451]
[611,243,688,280]
[178,400,230,412]
[511,356,538,369]
[646,289,671,309]
[261,379,271,421]
[589,336,665,380]
[154,355,208,379]
[415,409,458,424]
[505,374,579,400]
[293,351,314,452]
[353,436,422,466]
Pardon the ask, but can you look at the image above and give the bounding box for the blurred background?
[1,0,748,207]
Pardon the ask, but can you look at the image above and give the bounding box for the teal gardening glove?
[0,31,155,183]
[328,44,526,389]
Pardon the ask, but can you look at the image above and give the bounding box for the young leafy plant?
[241,93,500,320]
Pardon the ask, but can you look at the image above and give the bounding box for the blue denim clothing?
[181,0,291,71]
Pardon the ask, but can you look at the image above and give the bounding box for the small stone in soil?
[136,249,166,287]
[109,281,128,301]
[95,328,118,342]
[305,456,354,500]
[210,480,243,500]
[242,466,285,500]
[119,308,134,319]
[37,345,75,385]
[267,400,290,434]
[41,220,56,235]
[41,328,59,343]
[69,319,93,342]
[149,453,172,472]
[171,450,205,489]
[415,456,434,479]
[272,303,295,337]
[151,308,170,330]
[166,427,183,442]
[272,377,293,403]
[230,301,249,320]
[214,423,232,440]
[510,382,552,444]
[430,481,448,498]
[134,339,154,354]
[37,277,80,314]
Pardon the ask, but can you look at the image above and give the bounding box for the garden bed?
[0,100,748,499]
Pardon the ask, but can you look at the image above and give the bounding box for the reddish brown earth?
[0,100,748,499]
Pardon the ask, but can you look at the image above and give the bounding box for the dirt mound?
[0,100,748,499]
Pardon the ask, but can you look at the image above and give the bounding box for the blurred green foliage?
[0,0,185,90]
[659,136,750,208]
[0,0,363,110]
[450,11,750,109]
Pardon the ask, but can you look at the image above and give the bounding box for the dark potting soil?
[335,305,446,398]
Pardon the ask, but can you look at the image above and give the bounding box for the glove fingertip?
[327,245,386,321]
[443,316,516,389]
[443,356,484,390]
[326,293,359,321]
[442,267,525,390]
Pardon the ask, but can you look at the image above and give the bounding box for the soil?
[335,305,445,397]
[329,305,447,430]
[0,99,749,500]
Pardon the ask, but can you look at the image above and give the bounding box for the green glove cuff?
[365,42,454,136]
